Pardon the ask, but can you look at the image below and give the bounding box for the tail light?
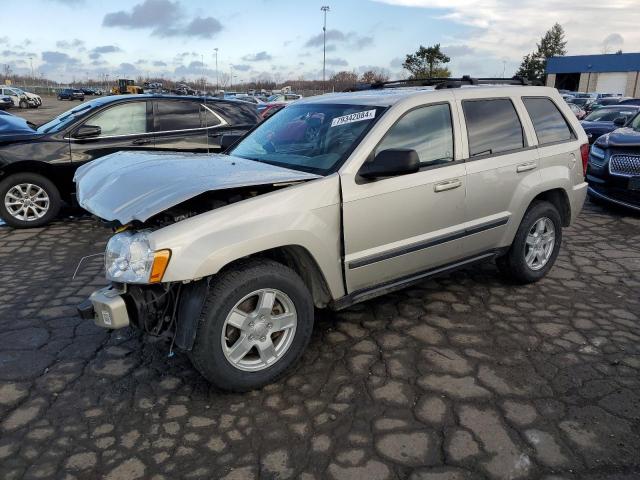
[580,143,589,176]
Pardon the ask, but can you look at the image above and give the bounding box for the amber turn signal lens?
[149,250,171,283]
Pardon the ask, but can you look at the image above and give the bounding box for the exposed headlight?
[105,231,171,284]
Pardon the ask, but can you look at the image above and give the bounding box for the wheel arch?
[529,188,571,227]
[0,161,72,200]
[218,244,334,308]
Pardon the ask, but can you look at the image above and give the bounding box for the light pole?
[321,6,330,89]
[29,56,34,80]
[201,54,205,93]
[214,48,219,92]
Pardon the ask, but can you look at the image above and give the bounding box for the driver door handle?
[434,179,462,192]
[132,138,152,146]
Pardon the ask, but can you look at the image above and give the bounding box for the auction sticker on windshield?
[331,109,376,127]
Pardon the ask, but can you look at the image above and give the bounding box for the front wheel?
[0,173,62,228]
[19,100,28,109]
[190,259,314,392]
[497,201,562,284]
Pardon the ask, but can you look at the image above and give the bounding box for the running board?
[331,250,501,311]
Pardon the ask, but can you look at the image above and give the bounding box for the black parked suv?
[0,95,260,227]
[587,112,640,211]
[58,89,85,101]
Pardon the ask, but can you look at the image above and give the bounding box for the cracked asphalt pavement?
[0,201,639,480]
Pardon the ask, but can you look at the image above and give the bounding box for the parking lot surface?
[0,200,638,480]
[8,98,75,126]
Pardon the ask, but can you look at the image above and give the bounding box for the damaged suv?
[77,78,588,391]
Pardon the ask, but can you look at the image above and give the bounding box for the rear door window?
[523,97,574,144]
[155,100,202,131]
[462,99,524,157]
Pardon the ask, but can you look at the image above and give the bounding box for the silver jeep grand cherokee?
[77,78,588,391]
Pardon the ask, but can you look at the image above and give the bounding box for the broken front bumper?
[77,280,209,351]
[77,285,130,329]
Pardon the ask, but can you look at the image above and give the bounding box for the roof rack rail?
[344,75,535,92]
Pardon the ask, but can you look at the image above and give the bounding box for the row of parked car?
[558,92,640,211]
[0,86,43,110]
[0,83,637,230]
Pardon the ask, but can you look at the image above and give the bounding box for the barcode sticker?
[331,109,376,127]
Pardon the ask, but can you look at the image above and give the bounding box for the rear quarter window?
[523,97,574,144]
[462,98,525,157]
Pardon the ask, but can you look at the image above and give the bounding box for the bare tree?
[360,69,390,84]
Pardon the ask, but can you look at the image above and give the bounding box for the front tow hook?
[77,299,95,321]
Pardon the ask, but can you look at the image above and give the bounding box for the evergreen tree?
[403,44,451,79]
[516,23,567,83]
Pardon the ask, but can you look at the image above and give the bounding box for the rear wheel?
[497,201,562,284]
[190,259,314,392]
[0,173,62,228]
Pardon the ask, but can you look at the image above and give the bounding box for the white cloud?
[372,0,640,62]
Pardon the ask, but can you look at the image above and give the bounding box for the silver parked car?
[77,78,589,391]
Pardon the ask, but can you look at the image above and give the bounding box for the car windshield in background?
[569,99,589,106]
[584,107,637,122]
[37,103,94,133]
[230,103,386,175]
[629,113,640,131]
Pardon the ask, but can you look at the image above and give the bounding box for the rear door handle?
[434,179,462,192]
[516,162,536,173]
[132,138,152,146]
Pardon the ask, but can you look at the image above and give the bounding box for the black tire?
[0,173,62,228]
[189,259,314,392]
[19,100,28,109]
[496,201,562,284]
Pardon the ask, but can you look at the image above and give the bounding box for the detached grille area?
[610,155,640,176]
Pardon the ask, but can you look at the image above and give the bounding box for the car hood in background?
[595,127,640,148]
[580,120,615,131]
[74,151,321,224]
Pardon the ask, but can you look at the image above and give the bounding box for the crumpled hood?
[0,114,38,141]
[74,151,321,224]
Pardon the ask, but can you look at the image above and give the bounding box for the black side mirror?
[613,116,627,127]
[75,124,101,139]
[220,134,243,152]
[359,149,420,179]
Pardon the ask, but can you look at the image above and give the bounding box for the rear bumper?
[570,181,588,223]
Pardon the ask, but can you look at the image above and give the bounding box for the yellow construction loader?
[110,79,144,95]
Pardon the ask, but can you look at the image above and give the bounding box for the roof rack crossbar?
[344,75,533,92]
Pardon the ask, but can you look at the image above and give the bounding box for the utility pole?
[321,6,330,90]
[201,54,205,93]
[214,48,219,93]
[29,56,34,80]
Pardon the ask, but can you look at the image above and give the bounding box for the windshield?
[584,107,638,122]
[629,113,640,131]
[570,99,589,106]
[230,103,386,175]
[37,102,94,133]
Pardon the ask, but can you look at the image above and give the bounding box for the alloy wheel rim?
[525,217,555,271]
[4,183,50,221]
[221,288,297,372]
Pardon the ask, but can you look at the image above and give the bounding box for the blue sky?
[1,0,638,83]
